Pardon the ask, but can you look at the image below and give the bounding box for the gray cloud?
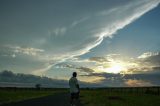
[54,63,76,69]
[1,0,159,56]
[0,0,160,76]
[89,57,110,63]
[0,70,68,88]
[76,67,95,73]
[71,52,160,86]
[80,72,160,86]
[55,62,94,74]
[0,70,103,88]
[87,52,160,73]
[138,52,160,65]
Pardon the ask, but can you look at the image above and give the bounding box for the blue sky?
[81,4,160,58]
[0,0,160,87]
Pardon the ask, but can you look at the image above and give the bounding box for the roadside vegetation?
[0,88,66,105]
[0,87,160,106]
[80,89,160,106]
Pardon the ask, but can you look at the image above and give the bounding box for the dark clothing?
[71,92,79,99]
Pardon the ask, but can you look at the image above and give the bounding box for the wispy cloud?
[71,17,90,27]
[93,0,160,39]
[55,0,160,61]
[0,0,160,79]
[31,64,53,76]
[5,45,44,56]
[138,52,159,59]
[49,27,67,36]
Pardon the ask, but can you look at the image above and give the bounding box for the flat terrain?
[80,89,160,106]
[0,88,160,106]
[0,89,56,105]
[0,92,82,106]
[0,89,82,106]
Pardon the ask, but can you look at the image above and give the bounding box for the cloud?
[57,51,160,86]
[89,57,110,63]
[52,51,160,75]
[0,0,160,75]
[31,64,54,76]
[76,67,95,74]
[138,52,159,59]
[124,79,152,87]
[87,51,160,74]
[71,17,90,27]
[79,71,160,86]
[55,63,74,69]
[138,52,160,65]
[93,0,160,39]
[3,45,44,57]
[0,70,68,87]
[0,45,50,74]
[49,27,67,36]
[0,70,104,88]
[54,62,94,74]
[42,0,160,59]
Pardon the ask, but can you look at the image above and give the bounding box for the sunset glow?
[106,63,125,73]
[0,0,160,87]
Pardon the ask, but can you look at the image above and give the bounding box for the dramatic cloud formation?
[54,52,160,86]
[0,0,160,75]
[0,51,160,87]
[0,0,160,87]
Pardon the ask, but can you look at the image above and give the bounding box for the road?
[1,92,83,106]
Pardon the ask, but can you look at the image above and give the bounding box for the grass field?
[0,88,64,105]
[80,89,160,106]
[0,88,160,106]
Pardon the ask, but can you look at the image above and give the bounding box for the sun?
[101,61,127,74]
[107,63,124,73]
[95,60,131,74]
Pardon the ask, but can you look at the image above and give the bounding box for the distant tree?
[1,70,14,77]
[35,84,41,90]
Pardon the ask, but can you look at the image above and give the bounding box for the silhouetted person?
[69,72,80,106]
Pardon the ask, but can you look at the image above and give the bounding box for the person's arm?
[76,84,79,91]
[75,79,80,93]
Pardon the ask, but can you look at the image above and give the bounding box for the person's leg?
[72,99,76,106]
[70,93,73,106]
[71,93,77,106]
[70,98,73,106]
[73,93,78,106]
[75,92,80,105]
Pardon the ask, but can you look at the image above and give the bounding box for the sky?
[0,0,160,87]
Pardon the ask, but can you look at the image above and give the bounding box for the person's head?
[72,72,77,77]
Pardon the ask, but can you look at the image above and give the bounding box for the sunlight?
[95,61,129,74]
[107,63,124,73]
[106,62,125,74]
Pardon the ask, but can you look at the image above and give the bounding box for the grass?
[0,88,160,106]
[80,89,160,106]
[0,89,64,105]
